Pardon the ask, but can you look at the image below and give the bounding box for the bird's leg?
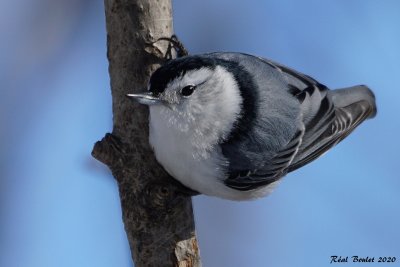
[156,34,189,59]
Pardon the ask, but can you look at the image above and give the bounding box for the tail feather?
[329,85,377,118]
[288,85,377,172]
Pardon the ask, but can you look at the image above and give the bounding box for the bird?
[127,52,377,200]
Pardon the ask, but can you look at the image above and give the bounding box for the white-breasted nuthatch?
[127,53,377,200]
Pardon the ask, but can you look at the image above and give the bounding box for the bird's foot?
[156,34,189,60]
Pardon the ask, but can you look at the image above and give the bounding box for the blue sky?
[1,1,399,266]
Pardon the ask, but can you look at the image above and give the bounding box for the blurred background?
[1,1,399,266]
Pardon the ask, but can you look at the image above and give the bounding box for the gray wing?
[224,55,376,191]
[224,128,304,190]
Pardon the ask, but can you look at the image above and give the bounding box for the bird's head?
[127,56,243,140]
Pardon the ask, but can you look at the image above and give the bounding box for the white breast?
[148,106,280,201]
[149,105,227,197]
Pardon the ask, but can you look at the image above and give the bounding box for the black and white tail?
[288,85,377,172]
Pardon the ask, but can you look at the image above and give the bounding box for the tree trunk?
[92,0,201,266]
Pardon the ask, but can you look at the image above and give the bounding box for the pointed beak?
[126,92,161,105]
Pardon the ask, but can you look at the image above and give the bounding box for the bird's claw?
[155,34,189,60]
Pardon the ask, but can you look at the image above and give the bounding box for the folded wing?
[225,58,376,191]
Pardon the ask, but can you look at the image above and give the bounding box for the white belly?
[149,114,226,197]
[149,107,279,200]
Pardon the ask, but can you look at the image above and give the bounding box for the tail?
[287,85,377,172]
[329,85,377,119]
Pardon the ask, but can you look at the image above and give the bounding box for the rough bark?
[92,0,201,266]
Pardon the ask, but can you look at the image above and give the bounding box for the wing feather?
[223,56,375,191]
[225,128,304,191]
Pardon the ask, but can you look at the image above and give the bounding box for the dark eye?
[180,85,196,97]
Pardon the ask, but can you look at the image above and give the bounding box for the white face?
[149,66,243,153]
